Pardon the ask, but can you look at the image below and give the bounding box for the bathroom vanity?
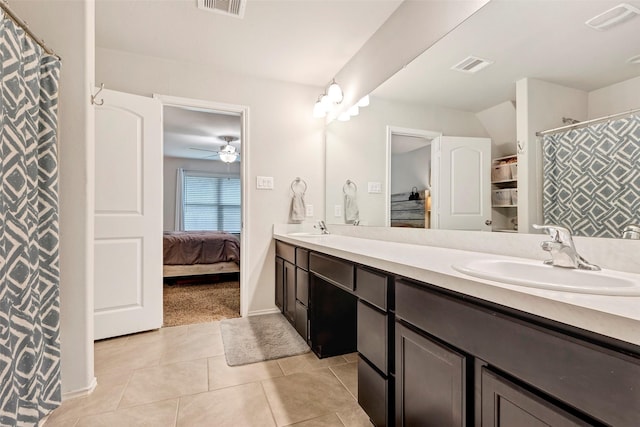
[274,231,640,427]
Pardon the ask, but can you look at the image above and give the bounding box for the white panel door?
[431,136,491,231]
[94,89,162,340]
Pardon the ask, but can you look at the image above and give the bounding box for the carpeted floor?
[163,276,240,327]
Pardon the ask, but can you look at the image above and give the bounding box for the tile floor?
[45,321,372,427]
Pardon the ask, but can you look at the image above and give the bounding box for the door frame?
[385,126,441,227]
[154,94,250,317]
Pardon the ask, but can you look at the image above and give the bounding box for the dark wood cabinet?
[274,239,640,427]
[480,368,589,427]
[283,260,295,323]
[395,322,467,427]
[275,257,283,311]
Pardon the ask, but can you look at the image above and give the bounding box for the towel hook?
[290,177,307,194]
[91,83,105,106]
[343,179,357,195]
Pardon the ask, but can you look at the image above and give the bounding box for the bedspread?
[163,231,240,265]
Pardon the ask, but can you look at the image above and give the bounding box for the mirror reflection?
[325,0,640,238]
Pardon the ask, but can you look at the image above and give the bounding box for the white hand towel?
[289,193,306,223]
[344,194,359,223]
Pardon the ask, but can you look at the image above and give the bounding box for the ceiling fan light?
[357,95,370,107]
[327,80,343,103]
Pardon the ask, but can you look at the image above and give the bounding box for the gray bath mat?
[220,313,310,366]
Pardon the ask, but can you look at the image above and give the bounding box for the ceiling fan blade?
[189,147,219,153]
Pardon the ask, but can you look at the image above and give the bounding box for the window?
[182,172,241,233]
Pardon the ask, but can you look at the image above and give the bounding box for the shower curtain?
[0,11,62,426]
[542,114,640,238]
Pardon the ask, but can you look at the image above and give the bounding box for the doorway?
[156,95,250,323]
[385,126,441,228]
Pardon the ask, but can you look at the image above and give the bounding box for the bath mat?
[220,313,310,366]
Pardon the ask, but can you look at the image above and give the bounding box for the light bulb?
[313,100,326,118]
[320,94,332,112]
[327,80,343,103]
[357,95,370,107]
[348,105,359,116]
[338,112,351,122]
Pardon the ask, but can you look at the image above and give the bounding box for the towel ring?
[343,179,357,195]
[291,177,307,194]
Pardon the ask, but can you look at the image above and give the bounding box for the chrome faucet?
[533,224,600,271]
[316,220,329,234]
[622,224,640,240]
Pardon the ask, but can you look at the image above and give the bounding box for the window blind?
[183,173,241,233]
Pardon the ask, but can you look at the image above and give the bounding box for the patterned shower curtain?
[0,11,62,426]
[542,114,640,238]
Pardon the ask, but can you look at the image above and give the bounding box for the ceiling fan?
[189,135,240,163]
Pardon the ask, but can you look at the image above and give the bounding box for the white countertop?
[273,230,640,347]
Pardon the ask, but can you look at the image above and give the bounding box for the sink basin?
[452,259,640,296]
[287,232,325,238]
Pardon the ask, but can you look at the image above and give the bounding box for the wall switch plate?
[368,182,382,193]
[334,205,342,217]
[256,176,274,189]
[305,204,314,217]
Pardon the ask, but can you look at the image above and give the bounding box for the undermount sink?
[287,232,325,238]
[452,259,640,296]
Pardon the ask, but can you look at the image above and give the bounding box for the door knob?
[485,219,492,226]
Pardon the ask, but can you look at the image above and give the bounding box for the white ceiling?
[96,0,402,160]
[373,0,640,112]
[163,106,241,160]
[392,134,430,154]
[95,0,402,87]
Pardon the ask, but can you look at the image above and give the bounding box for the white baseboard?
[247,308,281,317]
[61,376,97,401]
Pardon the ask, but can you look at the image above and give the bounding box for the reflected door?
[431,136,491,231]
[94,89,163,340]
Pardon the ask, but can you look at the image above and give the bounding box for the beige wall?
[97,48,325,316]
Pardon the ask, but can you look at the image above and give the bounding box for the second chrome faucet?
[533,224,600,271]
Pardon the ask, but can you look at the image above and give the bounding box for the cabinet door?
[275,257,284,312]
[481,368,589,427]
[284,260,296,324]
[396,322,467,427]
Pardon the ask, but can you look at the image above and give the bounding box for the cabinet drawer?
[395,279,640,427]
[296,268,309,306]
[358,355,390,427]
[356,267,388,310]
[357,300,388,374]
[309,252,354,291]
[296,247,309,270]
[295,301,308,342]
[275,240,295,264]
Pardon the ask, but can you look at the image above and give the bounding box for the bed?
[162,231,240,278]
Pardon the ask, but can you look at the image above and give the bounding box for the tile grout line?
[259,380,279,427]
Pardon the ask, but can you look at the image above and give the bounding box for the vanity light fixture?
[327,79,344,103]
[348,105,360,116]
[357,95,370,107]
[337,112,351,122]
[585,3,640,30]
[313,96,327,118]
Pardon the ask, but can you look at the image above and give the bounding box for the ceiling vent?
[451,56,494,74]
[585,3,640,31]
[197,0,246,19]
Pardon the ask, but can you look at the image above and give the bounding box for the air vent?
[451,56,494,74]
[585,3,640,31]
[197,0,246,18]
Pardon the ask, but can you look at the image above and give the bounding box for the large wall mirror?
[325,0,640,238]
